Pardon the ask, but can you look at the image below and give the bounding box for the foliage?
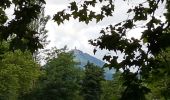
[28,6,50,48]
[36,48,83,100]
[0,0,170,99]
[54,0,170,99]
[101,71,124,100]
[81,62,104,100]
[0,0,46,53]
[29,6,50,63]
[0,49,41,100]
[146,48,170,100]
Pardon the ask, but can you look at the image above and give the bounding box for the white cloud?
[44,0,137,60]
[44,0,166,61]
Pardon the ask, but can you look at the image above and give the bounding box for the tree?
[0,48,41,100]
[81,62,104,100]
[36,48,83,100]
[146,48,170,100]
[53,0,170,99]
[101,71,124,100]
[0,0,46,53]
[28,6,50,63]
[29,6,50,48]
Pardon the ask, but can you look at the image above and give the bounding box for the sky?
[44,0,137,60]
[44,0,165,61]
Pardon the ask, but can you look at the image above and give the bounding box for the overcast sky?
[44,0,165,61]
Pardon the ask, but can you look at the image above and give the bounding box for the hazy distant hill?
[70,49,115,80]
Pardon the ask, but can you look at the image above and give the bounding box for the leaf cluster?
[0,0,46,53]
[53,0,170,99]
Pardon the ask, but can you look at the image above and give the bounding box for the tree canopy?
[0,0,46,53]
[36,48,83,100]
[53,0,170,99]
[81,62,104,100]
[0,48,41,100]
[0,0,170,99]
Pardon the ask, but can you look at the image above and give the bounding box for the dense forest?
[0,0,170,100]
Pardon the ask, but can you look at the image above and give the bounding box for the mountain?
[70,49,115,80]
[71,49,105,67]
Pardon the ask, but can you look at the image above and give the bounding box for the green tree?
[0,0,46,53]
[54,0,170,99]
[101,71,124,100]
[0,49,41,100]
[29,6,50,48]
[37,48,83,100]
[146,48,170,100]
[81,62,104,100]
[28,6,50,63]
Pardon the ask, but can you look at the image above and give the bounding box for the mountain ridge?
[70,49,115,80]
[70,49,105,67]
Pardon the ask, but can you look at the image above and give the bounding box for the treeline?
[0,0,170,99]
[0,45,170,100]
[0,44,120,100]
